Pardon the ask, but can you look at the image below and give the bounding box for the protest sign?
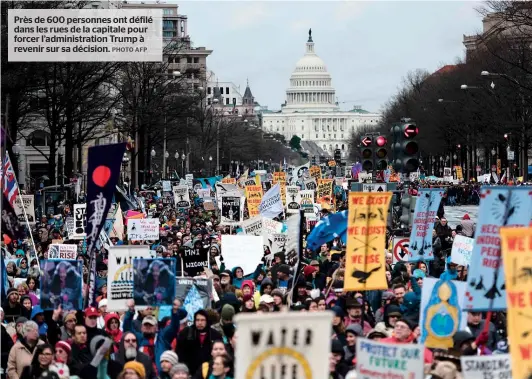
[40,260,83,311]
[133,258,176,306]
[344,192,392,291]
[465,187,532,311]
[245,185,263,218]
[356,338,424,379]
[48,244,77,260]
[221,196,245,225]
[13,195,35,224]
[240,216,263,236]
[65,217,75,238]
[181,246,209,277]
[221,235,263,275]
[450,235,474,266]
[419,278,467,349]
[173,185,191,208]
[500,227,532,379]
[407,189,444,262]
[286,185,301,214]
[309,165,321,181]
[175,277,213,324]
[72,203,86,240]
[107,246,152,311]
[127,218,159,241]
[234,312,332,379]
[316,179,334,210]
[259,184,283,218]
[460,354,511,379]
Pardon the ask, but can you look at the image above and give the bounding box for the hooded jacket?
[104,313,123,351]
[176,310,223,375]
[110,332,156,379]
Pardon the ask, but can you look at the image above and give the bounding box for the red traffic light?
[404,124,418,138]
[361,136,372,146]
[376,136,387,147]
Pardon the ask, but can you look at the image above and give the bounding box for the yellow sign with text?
[501,227,532,379]
[222,177,236,184]
[344,192,392,291]
[309,165,321,181]
[317,179,334,210]
[245,185,263,217]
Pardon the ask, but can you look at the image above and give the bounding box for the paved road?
[443,205,479,229]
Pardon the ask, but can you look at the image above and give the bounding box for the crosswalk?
[443,205,479,228]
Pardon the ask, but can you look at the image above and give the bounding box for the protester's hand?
[52,305,63,322]
[126,299,135,312]
[475,330,489,346]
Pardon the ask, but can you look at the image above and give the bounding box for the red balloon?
[92,165,111,187]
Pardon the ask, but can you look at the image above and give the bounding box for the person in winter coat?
[110,332,156,379]
[159,351,179,379]
[69,325,92,376]
[104,313,123,353]
[192,340,228,379]
[3,288,22,323]
[1,311,15,377]
[7,321,45,379]
[375,304,401,336]
[343,298,372,335]
[211,305,234,343]
[381,318,433,364]
[374,292,395,324]
[30,306,48,341]
[466,312,500,351]
[343,324,363,365]
[176,309,222,375]
[19,343,54,379]
[460,214,476,238]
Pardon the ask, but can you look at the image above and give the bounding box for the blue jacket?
[123,307,187,373]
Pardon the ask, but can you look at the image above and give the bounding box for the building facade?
[262,31,381,158]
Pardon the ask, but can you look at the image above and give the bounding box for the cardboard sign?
[72,203,86,240]
[127,219,159,240]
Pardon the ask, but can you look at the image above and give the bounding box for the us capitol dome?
[261,29,381,158]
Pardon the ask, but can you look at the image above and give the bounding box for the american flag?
[2,153,19,208]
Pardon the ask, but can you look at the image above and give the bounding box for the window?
[207,98,212,105]
[301,126,304,130]
[226,98,230,105]
[342,144,345,150]
[27,130,50,147]
[163,31,174,38]
[316,134,319,138]
[207,87,211,95]
[92,4,99,8]
[220,87,224,94]
[193,57,199,63]
[233,98,236,105]
[164,8,173,15]
[226,87,230,94]
[334,134,336,139]
[301,135,304,139]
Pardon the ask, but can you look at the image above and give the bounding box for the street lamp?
[491,149,496,156]
[209,155,213,175]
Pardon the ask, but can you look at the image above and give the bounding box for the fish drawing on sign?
[351,265,382,284]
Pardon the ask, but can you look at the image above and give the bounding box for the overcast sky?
[179,1,484,113]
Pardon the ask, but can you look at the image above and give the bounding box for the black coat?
[1,325,14,373]
[176,326,222,374]
[111,333,156,379]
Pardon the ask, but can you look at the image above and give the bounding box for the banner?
[460,354,511,379]
[245,185,263,218]
[40,260,83,311]
[286,185,301,214]
[222,177,236,184]
[133,258,176,306]
[107,246,152,311]
[234,312,332,379]
[344,192,391,291]
[72,203,87,240]
[450,235,474,266]
[465,187,532,311]
[173,185,191,208]
[407,189,444,262]
[65,217,74,238]
[419,278,466,349]
[309,165,321,181]
[316,179,334,210]
[13,195,35,224]
[181,246,209,277]
[175,278,213,324]
[306,210,347,251]
[221,235,263,275]
[85,143,126,307]
[221,196,245,225]
[240,216,263,236]
[501,227,532,379]
[127,218,160,241]
[356,338,424,379]
[48,244,77,260]
[259,183,283,218]
[304,178,317,191]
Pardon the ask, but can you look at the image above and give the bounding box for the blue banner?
[306,210,348,251]
[464,186,532,311]
[407,189,444,262]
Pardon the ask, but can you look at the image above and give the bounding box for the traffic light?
[360,135,373,171]
[375,135,388,170]
[392,121,419,173]
[311,155,317,166]
[399,191,417,229]
[334,149,341,163]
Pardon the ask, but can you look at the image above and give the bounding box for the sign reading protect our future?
[234,312,332,379]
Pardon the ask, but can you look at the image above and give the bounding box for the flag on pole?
[2,153,19,209]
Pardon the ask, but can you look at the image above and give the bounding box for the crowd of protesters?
[0,181,502,379]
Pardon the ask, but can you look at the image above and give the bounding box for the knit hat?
[160,350,179,366]
[55,341,72,357]
[98,299,108,308]
[124,361,146,379]
[220,304,235,322]
[7,288,17,297]
[397,317,417,331]
[16,316,28,325]
[170,364,189,377]
[63,313,77,324]
[345,323,363,337]
[331,305,345,318]
[303,265,317,277]
[271,289,284,298]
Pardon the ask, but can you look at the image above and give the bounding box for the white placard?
[65,217,75,238]
[13,195,36,224]
[358,172,372,182]
[107,246,152,311]
[48,244,77,260]
[127,219,159,241]
[362,183,387,192]
[460,354,511,379]
[356,338,424,379]
[173,185,191,208]
[234,312,333,379]
[185,174,194,189]
[286,185,301,214]
[240,216,263,236]
[221,235,263,276]
[72,203,86,240]
[162,181,171,192]
[450,235,474,266]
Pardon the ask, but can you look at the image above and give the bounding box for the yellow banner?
[497,159,502,175]
[279,183,287,206]
[309,165,321,181]
[455,166,463,180]
[245,185,263,218]
[317,179,334,210]
[501,226,532,379]
[273,172,286,184]
[222,177,236,184]
[344,192,392,291]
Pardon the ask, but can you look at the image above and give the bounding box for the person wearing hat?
[96,299,109,329]
[344,298,372,335]
[381,317,433,364]
[82,306,108,345]
[260,294,275,312]
[212,305,235,341]
[374,291,395,324]
[330,339,350,377]
[3,288,22,323]
[331,306,347,346]
[274,264,292,293]
[159,351,179,379]
[169,363,189,379]
[122,361,146,379]
[343,324,363,365]
[111,331,155,379]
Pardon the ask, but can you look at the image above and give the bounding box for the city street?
[443,205,479,228]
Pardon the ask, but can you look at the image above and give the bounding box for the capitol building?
[262,31,381,158]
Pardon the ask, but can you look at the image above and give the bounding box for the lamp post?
[58,145,65,191]
[12,143,21,188]
[150,148,156,184]
[174,151,179,178]
[181,153,186,177]
[209,156,213,175]
[122,153,130,183]
[163,151,169,178]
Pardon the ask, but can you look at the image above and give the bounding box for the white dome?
[294,54,327,73]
